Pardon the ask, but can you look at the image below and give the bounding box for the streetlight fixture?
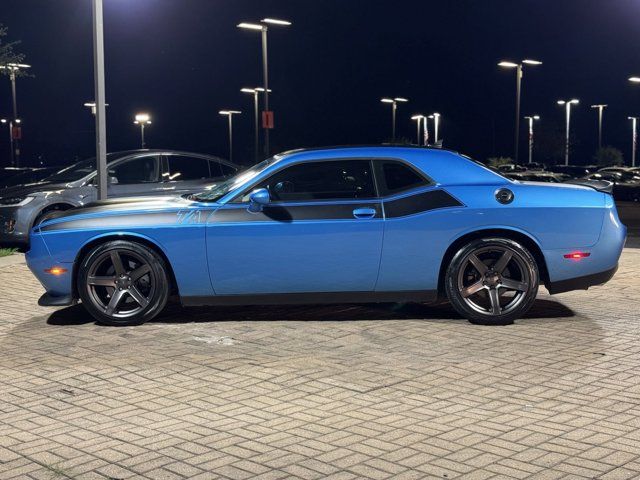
[133,113,152,148]
[410,115,425,146]
[557,99,579,165]
[523,115,540,164]
[590,104,607,150]
[219,110,242,163]
[0,62,30,167]
[84,101,109,115]
[629,76,640,83]
[498,58,542,163]
[241,87,271,163]
[629,116,638,167]
[381,97,408,141]
[237,17,291,157]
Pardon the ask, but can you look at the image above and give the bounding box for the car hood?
[39,194,196,225]
[0,181,71,198]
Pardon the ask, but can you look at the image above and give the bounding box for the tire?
[77,240,169,326]
[445,238,539,325]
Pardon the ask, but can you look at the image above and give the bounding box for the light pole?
[523,115,540,164]
[133,113,152,148]
[381,97,408,141]
[590,104,607,150]
[0,118,20,161]
[423,115,430,146]
[557,99,579,166]
[498,59,542,163]
[0,63,30,167]
[241,87,271,163]
[429,113,441,144]
[629,116,638,167]
[410,115,425,145]
[91,0,108,200]
[237,18,291,157]
[219,110,242,163]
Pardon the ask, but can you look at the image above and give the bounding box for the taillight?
[563,252,591,260]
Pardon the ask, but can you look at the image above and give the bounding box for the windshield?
[43,153,127,184]
[193,158,275,202]
[44,159,97,183]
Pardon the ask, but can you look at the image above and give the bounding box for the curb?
[0,253,26,268]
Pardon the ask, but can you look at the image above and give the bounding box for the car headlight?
[0,196,35,207]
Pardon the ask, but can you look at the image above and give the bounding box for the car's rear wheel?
[77,240,169,326]
[445,238,539,325]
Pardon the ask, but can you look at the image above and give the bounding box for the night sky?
[2,0,640,167]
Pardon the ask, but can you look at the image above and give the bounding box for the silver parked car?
[0,149,238,246]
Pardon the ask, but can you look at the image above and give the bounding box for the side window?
[166,155,211,181]
[109,156,159,184]
[252,160,376,202]
[377,160,429,195]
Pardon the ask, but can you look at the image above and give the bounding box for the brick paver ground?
[0,249,639,479]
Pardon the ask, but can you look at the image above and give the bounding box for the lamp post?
[590,104,607,150]
[557,99,579,165]
[498,59,542,163]
[91,0,108,200]
[0,118,20,161]
[523,115,540,164]
[219,110,241,163]
[381,97,408,141]
[429,113,441,144]
[133,113,151,148]
[629,116,638,167]
[0,63,30,167]
[237,18,291,157]
[241,87,271,163]
[410,115,425,146]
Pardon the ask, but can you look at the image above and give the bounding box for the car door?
[159,154,231,195]
[206,158,384,295]
[107,154,161,198]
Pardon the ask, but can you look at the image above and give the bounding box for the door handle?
[352,207,377,219]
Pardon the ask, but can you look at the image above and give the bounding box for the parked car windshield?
[193,158,274,202]
[43,153,130,184]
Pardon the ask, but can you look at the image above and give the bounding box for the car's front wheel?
[77,240,169,326]
[445,238,539,325]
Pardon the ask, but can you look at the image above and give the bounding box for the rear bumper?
[546,264,618,295]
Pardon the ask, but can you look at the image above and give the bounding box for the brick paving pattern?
[0,249,639,479]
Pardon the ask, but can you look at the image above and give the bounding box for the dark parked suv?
[0,149,238,246]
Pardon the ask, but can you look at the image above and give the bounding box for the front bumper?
[0,206,31,245]
[38,292,76,307]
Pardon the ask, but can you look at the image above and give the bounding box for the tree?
[594,146,624,167]
[0,24,26,69]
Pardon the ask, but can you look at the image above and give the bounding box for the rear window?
[376,160,430,195]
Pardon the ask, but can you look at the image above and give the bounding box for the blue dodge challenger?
[26,146,626,326]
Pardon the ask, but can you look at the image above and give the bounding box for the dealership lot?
[1,249,639,479]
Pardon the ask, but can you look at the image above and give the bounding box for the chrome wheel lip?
[86,249,155,319]
[457,245,531,317]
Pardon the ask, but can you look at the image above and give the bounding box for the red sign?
[11,126,21,140]
[262,110,274,129]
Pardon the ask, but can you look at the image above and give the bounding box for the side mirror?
[248,188,270,212]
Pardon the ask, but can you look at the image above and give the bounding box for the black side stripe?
[384,190,463,218]
[212,203,382,223]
